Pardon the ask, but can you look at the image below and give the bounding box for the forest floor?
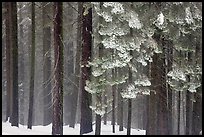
[2,121,146,135]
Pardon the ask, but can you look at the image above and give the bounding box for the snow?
[157,12,164,26]
[2,121,146,135]
[185,7,194,24]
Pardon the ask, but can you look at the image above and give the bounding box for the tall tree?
[27,2,35,129]
[126,25,134,135]
[42,2,52,126]
[18,2,25,125]
[10,2,18,127]
[192,42,202,135]
[95,25,103,135]
[75,2,83,125]
[117,68,124,131]
[80,3,93,135]
[111,68,116,133]
[185,52,193,135]
[52,2,63,135]
[147,32,169,135]
[4,2,12,122]
[127,51,132,135]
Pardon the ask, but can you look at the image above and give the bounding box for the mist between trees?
[2,2,202,135]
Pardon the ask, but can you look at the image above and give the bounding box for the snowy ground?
[2,121,146,135]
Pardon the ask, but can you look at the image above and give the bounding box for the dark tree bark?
[111,68,116,133]
[192,86,202,135]
[118,68,124,131]
[146,73,157,135]
[28,2,35,129]
[127,50,132,135]
[127,28,133,135]
[166,39,173,135]
[95,94,102,135]
[10,2,18,127]
[80,3,93,135]
[42,2,52,126]
[146,32,169,135]
[4,2,12,122]
[192,43,202,135]
[155,34,169,135]
[103,91,108,125]
[95,4,103,134]
[186,52,193,135]
[52,2,63,135]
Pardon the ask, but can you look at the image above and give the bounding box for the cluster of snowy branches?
[83,2,202,115]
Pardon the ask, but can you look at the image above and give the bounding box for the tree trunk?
[146,32,169,135]
[127,61,132,135]
[80,3,93,135]
[42,2,52,126]
[186,52,193,135]
[18,2,25,125]
[127,28,133,135]
[192,43,202,135]
[5,2,12,122]
[155,34,168,135]
[68,42,78,128]
[111,68,116,133]
[95,4,103,134]
[76,2,83,125]
[103,86,108,125]
[192,86,202,135]
[118,69,123,131]
[52,2,63,135]
[166,39,173,135]
[95,93,102,135]
[10,2,18,127]
[28,2,35,129]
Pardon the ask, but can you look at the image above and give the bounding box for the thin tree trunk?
[186,52,193,135]
[19,2,25,125]
[52,2,63,135]
[68,42,77,128]
[186,91,193,135]
[192,86,202,135]
[111,68,116,133]
[103,87,108,125]
[76,2,83,125]
[95,94,102,135]
[10,2,18,127]
[5,2,12,122]
[118,70,124,131]
[127,65,132,135]
[28,2,35,129]
[127,28,133,135]
[117,68,124,131]
[166,39,173,135]
[42,2,52,126]
[192,43,202,135]
[80,3,93,135]
[146,58,158,135]
[95,4,103,134]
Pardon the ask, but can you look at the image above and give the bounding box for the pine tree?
[27,2,35,129]
[10,2,19,127]
[4,2,12,122]
[52,2,63,135]
[80,3,93,135]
